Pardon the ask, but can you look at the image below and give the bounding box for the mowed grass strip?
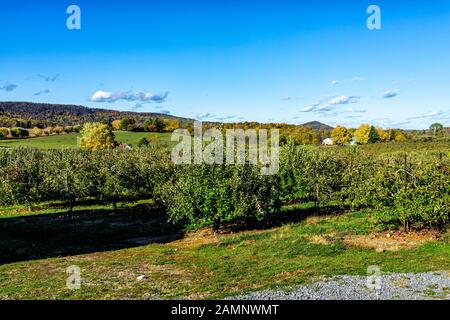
[0,133,79,149]
[0,132,173,149]
[0,207,448,300]
[0,132,448,153]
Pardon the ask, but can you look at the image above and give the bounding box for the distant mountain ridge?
[0,101,192,120]
[0,101,333,130]
[301,121,334,131]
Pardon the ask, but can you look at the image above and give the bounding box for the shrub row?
[0,147,169,210]
[0,148,280,231]
[0,146,448,230]
[278,144,449,230]
[159,163,281,232]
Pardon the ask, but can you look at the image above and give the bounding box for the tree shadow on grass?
[0,204,184,264]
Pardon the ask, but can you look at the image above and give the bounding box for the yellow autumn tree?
[376,127,389,142]
[79,122,117,150]
[164,119,181,132]
[394,131,406,142]
[33,127,43,137]
[53,126,65,135]
[331,125,352,145]
[111,120,122,131]
[354,124,380,144]
[0,127,8,139]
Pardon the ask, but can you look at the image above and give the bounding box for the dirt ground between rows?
[343,230,442,252]
[170,225,443,252]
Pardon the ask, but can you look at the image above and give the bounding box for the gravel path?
[228,271,449,300]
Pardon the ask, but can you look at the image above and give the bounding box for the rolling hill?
[0,101,193,128]
[301,121,334,131]
[0,101,333,130]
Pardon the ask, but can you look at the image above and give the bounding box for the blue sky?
[1,0,450,129]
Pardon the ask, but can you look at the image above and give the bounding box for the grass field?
[0,201,448,299]
[0,132,174,149]
[1,131,449,153]
[0,136,448,299]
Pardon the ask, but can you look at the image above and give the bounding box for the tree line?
[0,144,448,232]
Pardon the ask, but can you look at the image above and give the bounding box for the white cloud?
[300,102,335,113]
[330,80,339,86]
[300,104,319,112]
[328,95,360,105]
[344,107,367,113]
[407,110,448,120]
[196,112,216,120]
[216,115,237,121]
[38,74,60,82]
[381,90,399,99]
[423,111,442,117]
[281,96,303,101]
[317,104,334,111]
[89,90,169,103]
[34,89,50,96]
[300,95,361,114]
[343,115,363,119]
[90,91,113,101]
[0,83,18,92]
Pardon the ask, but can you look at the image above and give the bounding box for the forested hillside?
[0,101,193,128]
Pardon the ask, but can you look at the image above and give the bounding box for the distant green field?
[0,132,174,149]
[1,132,449,152]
